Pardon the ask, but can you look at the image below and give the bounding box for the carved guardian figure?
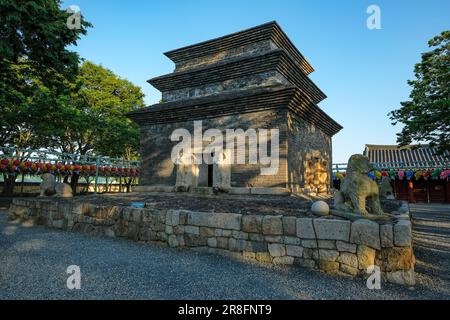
[39,173,73,198]
[333,154,392,221]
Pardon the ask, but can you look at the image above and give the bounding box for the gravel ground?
[410,203,450,296]
[0,204,449,300]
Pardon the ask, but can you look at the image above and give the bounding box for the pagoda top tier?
[164,21,315,75]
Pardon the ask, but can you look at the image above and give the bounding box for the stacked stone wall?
[9,198,415,286]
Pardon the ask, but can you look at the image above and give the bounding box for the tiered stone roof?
[129,21,342,136]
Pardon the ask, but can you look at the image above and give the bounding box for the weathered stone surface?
[296,218,315,239]
[339,264,358,276]
[184,225,200,235]
[293,258,316,269]
[356,245,376,270]
[319,249,339,261]
[104,227,115,237]
[319,260,339,273]
[242,215,263,233]
[173,225,184,235]
[187,211,242,230]
[302,248,319,260]
[52,219,65,229]
[337,252,358,268]
[165,210,180,226]
[282,216,297,236]
[228,238,248,251]
[168,234,179,247]
[184,234,207,247]
[179,211,188,225]
[131,209,143,223]
[286,245,303,257]
[125,222,139,241]
[207,237,217,247]
[268,243,286,257]
[216,237,228,249]
[377,246,415,272]
[200,227,215,237]
[350,219,380,250]
[313,219,350,241]
[394,220,412,247]
[264,235,283,243]
[232,230,248,240]
[256,252,272,263]
[336,241,357,253]
[165,225,173,234]
[311,200,330,216]
[302,239,318,248]
[242,251,256,260]
[272,256,294,265]
[398,202,409,214]
[283,236,301,245]
[380,224,394,247]
[386,268,415,286]
[249,233,264,242]
[39,173,73,198]
[262,215,283,235]
[247,241,268,252]
[222,229,232,237]
[317,240,336,249]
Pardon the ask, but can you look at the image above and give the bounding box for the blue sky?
[62,0,450,163]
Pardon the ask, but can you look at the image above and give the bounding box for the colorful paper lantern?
[431,169,442,178]
[375,171,382,179]
[414,171,422,180]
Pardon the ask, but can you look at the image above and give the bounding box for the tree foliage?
[389,31,450,154]
[0,1,145,195]
[0,0,91,147]
[40,61,145,158]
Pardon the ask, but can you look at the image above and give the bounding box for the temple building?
[128,21,342,195]
[364,144,450,203]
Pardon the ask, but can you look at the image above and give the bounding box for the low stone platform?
[8,194,415,286]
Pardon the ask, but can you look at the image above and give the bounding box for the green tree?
[0,0,91,195]
[389,31,450,154]
[44,61,145,156]
[0,0,91,144]
[33,61,145,193]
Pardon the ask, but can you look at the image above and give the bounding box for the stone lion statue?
[333,154,392,221]
[39,173,73,198]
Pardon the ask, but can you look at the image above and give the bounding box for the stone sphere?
[311,200,330,216]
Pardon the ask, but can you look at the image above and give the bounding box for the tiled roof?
[364,144,450,167]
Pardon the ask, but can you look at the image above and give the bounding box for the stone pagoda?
[129,21,342,195]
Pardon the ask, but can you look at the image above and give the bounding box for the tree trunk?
[125,177,134,193]
[2,173,16,197]
[70,173,80,196]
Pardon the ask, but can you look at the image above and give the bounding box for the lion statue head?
[346,154,373,175]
